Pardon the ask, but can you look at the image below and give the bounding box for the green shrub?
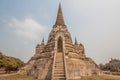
[0,52,24,73]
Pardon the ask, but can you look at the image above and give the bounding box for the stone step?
[55,62,63,64]
[57,58,63,61]
[55,67,64,68]
[54,74,65,77]
[55,65,63,67]
[55,58,63,59]
[55,62,63,63]
[55,59,62,60]
[55,61,63,62]
[53,76,65,79]
[54,70,64,73]
[54,68,64,70]
[54,69,64,71]
[56,56,62,57]
[55,64,64,65]
[54,66,64,68]
[56,57,63,58]
[55,63,63,64]
[54,70,65,74]
[55,64,64,66]
[54,71,64,74]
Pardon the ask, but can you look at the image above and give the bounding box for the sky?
[0,0,120,64]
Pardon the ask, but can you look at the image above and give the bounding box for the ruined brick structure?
[19,4,100,80]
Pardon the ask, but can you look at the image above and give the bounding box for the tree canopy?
[99,58,120,72]
[0,52,24,72]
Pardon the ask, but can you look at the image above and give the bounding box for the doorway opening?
[57,37,63,52]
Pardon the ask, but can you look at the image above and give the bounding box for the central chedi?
[19,4,100,80]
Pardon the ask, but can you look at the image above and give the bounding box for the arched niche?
[57,36,63,52]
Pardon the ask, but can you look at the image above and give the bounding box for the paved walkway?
[0,72,17,77]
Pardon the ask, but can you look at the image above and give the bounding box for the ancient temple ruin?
[19,4,100,80]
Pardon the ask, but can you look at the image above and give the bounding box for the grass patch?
[0,74,37,80]
[0,74,120,80]
[80,75,120,80]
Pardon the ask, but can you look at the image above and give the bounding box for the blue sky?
[0,0,120,64]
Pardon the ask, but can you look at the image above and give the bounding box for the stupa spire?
[55,3,65,26]
[41,38,44,45]
[75,37,78,45]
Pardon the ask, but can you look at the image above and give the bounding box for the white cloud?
[8,18,46,40]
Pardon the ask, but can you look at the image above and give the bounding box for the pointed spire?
[41,38,44,45]
[75,37,78,45]
[55,3,65,26]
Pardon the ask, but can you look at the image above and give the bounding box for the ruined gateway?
[19,4,100,80]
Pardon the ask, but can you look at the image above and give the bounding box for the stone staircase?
[52,52,66,80]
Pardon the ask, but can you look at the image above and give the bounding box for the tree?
[99,58,120,72]
[0,52,25,73]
